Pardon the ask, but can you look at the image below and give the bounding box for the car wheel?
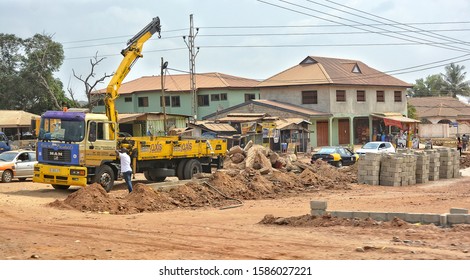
[1,170,13,183]
[336,160,343,168]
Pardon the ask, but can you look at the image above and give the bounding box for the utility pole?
[183,14,199,121]
[161,57,168,134]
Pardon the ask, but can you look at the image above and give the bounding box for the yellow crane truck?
[33,17,227,192]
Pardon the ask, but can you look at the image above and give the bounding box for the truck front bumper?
[33,164,88,187]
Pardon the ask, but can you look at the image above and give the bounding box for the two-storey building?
[93,72,260,120]
[257,56,414,147]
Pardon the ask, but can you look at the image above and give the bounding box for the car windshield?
[317,147,337,154]
[362,142,380,149]
[38,118,85,142]
[0,152,17,162]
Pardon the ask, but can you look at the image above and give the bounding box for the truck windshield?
[38,118,85,142]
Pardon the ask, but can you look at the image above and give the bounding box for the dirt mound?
[49,183,124,213]
[460,154,470,168]
[297,160,355,189]
[259,214,411,229]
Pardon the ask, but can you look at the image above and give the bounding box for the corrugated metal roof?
[96,72,260,95]
[201,123,237,132]
[0,110,40,128]
[217,116,264,122]
[275,118,311,129]
[258,56,411,88]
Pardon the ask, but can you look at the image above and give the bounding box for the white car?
[0,150,37,183]
[356,141,396,155]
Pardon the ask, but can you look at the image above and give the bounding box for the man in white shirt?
[115,148,133,192]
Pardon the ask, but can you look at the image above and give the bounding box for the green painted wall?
[93,89,259,119]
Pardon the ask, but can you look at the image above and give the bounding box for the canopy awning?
[371,112,420,129]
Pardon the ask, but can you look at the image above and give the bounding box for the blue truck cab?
[0,132,12,153]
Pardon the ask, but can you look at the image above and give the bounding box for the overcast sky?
[2,0,470,100]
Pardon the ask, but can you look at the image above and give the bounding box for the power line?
[317,0,470,51]
[257,0,470,53]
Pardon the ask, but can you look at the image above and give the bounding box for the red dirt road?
[1,171,469,260]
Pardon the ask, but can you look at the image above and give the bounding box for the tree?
[441,63,470,98]
[71,52,113,111]
[409,74,445,97]
[0,33,73,114]
[407,102,417,119]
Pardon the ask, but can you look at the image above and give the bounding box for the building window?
[138,97,149,107]
[245,93,256,101]
[357,90,366,102]
[124,97,132,102]
[220,93,227,100]
[394,91,402,102]
[160,96,170,107]
[198,95,209,106]
[376,91,385,102]
[336,90,346,102]
[211,94,220,101]
[97,99,105,106]
[171,96,180,107]
[302,90,318,104]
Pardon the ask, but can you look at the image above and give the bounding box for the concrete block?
[405,213,423,223]
[352,211,370,219]
[440,214,447,226]
[369,212,388,222]
[466,215,470,224]
[447,214,467,225]
[334,211,353,219]
[310,200,327,210]
[450,208,468,214]
[311,209,325,217]
[387,212,407,220]
[421,214,441,224]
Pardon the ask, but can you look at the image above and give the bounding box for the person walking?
[457,137,463,156]
[116,147,133,192]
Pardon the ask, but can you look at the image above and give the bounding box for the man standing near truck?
[115,148,133,192]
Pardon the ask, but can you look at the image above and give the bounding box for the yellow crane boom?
[104,17,161,139]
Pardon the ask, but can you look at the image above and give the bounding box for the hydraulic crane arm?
[105,17,161,138]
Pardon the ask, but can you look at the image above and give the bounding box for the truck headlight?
[70,169,85,176]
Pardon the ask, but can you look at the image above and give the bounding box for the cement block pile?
[437,148,460,179]
[357,153,382,185]
[358,147,459,186]
[414,151,430,184]
[425,150,440,181]
[379,154,403,186]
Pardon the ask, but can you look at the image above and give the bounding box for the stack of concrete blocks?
[357,153,382,185]
[425,149,440,181]
[438,148,455,179]
[379,154,403,186]
[451,148,460,178]
[414,151,430,184]
[401,154,417,186]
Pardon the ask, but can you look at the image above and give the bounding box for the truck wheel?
[94,165,115,192]
[1,170,13,183]
[183,159,202,180]
[176,159,188,180]
[144,170,166,182]
[52,184,70,190]
[143,170,153,181]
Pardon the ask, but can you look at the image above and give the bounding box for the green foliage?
[0,33,72,114]
[407,103,417,119]
[409,74,445,97]
[441,63,470,98]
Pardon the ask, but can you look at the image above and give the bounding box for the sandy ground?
[1,164,470,261]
